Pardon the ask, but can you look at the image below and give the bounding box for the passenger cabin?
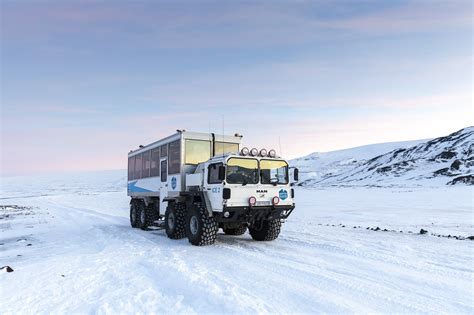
[127,131,242,200]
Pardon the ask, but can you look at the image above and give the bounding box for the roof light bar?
[241,147,249,156]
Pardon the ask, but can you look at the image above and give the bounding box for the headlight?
[241,147,249,156]
[249,196,257,206]
[250,148,258,156]
[259,149,267,157]
[268,149,276,158]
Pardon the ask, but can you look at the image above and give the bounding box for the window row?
[128,140,181,180]
[184,140,239,165]
[128,139,240,181]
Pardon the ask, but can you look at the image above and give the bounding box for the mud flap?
[201,191,213,217]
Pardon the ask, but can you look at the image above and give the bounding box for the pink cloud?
[318,1,472,34]
[2,1,471,50]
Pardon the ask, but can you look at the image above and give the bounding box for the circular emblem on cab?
[279,189,288,200]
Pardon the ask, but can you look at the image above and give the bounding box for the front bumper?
[214,204,295,223]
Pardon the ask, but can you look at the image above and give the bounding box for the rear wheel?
[249,219,281,241]
[165,203,186,239]
[130,201,138,228]
[145,203,160,226]
[223,224,247,236]
[186,203,218,246]
[137,202,148,230]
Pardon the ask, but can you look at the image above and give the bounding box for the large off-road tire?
[223,224,247,236]
[130,201,138,228]
[249,219,282,241]
[186,203,218,246]
[165,202,186,239]
[145,203,160,227]
[137,202,148,230]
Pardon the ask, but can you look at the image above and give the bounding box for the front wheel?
[186,203,218,246]
[249,219,282,241]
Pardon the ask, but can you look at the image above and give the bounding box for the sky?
[1,0,473,176]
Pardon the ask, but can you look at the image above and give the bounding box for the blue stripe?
[128,181,153,193]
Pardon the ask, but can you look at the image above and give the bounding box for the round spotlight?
[249,196,257,206]
[250,148,258,156]
[241,147,249,156]
[268,149,276,158]
[259,149,268,157]
[272,196,280,205]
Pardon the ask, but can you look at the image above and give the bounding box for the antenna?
[222,114,225,156]
[278,136,283,157]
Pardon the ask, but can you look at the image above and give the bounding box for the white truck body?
[127,130,297,246]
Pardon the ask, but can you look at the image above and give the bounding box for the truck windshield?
[260,160,289,185]
[226,158,259,185]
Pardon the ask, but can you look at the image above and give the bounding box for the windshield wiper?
[242,179,248,186]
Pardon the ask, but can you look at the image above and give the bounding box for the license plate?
[256,200,271,206]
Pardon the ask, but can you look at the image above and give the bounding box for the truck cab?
[182,148,297,245]
[191,152,296,221]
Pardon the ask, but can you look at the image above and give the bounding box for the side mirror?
[293,168,299,182]
[218,165,226,181]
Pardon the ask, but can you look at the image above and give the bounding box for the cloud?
[5,103,103,115]
[139,54,471,111]
[1,92,472,175]
[1,0,472,175]
[2,1,471,50]
[317,1,472,34]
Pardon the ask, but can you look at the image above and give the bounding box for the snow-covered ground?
[1,171,473,313]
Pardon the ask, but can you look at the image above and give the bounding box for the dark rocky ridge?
[294,127,473,187]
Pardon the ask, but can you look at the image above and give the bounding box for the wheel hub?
[140,209,146,223]
[168,212,175,229]
[190,216,198,235]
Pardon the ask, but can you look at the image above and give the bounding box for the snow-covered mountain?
[291,127,474,187]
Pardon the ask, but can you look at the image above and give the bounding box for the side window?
[135,153,142,179]
[214,142,239,156]
[208,163,223,184]
[160,160,167,182]
[128,156,135,180]
[185,139,211,165]
[161,144,168,157]
[168,140,181,174]
[150,148,160,177]
[142,150,151,178]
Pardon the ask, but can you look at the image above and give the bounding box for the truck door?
[205,162,224,211]
[160,158,168,212]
